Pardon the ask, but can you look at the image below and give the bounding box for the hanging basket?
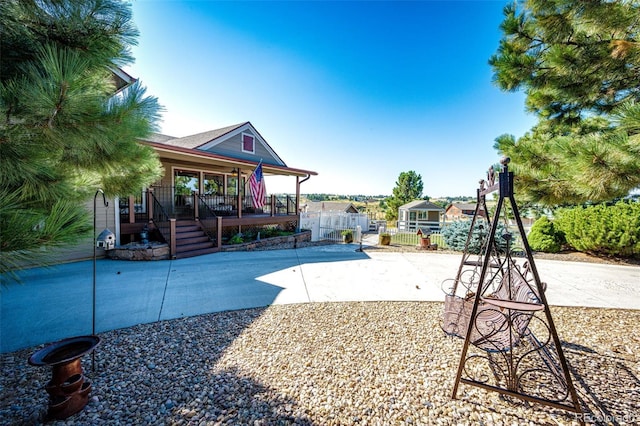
[442,266,544,352]
[442,293,474,339]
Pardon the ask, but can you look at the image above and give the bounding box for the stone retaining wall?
[107,242,170,261]
[221,230,312,252]
[106,231,313,260]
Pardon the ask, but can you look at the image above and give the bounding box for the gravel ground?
[2,302,639,426]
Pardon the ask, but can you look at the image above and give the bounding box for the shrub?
[441,220,507,254]
[527,216,563,253]
[229,234,244,245]
[555,201,640,257]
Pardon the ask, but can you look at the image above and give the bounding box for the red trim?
[140,140,317,176]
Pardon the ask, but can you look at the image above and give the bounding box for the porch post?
[295,176,301,214]
[128,195,135,223]
[169,218,176,258]
[270,195,275,217]
[236,168,242,218]
[296,176,301,232]
[147,188,154,223]
[193,190,199,221]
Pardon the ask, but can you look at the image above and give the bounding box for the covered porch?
[118,139,316,258]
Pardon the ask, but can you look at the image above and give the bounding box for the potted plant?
[379,232,391,245]
[341,229,353,243]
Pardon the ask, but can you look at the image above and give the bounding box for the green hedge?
[528,216,564,253]
[555,201,640,257]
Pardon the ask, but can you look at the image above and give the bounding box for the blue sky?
[125,0,536,197]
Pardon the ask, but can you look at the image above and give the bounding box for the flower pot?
[379,235,391,245]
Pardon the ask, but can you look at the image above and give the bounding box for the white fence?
[380,226,446,247]
[397,219,442,232]
[300,211,369,242]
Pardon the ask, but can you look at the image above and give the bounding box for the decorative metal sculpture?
[29,336,100,420]
[443,158,582,417]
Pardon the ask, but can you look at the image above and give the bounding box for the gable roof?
[399,200,445,211]
[145,132,177,143]
[110,67,137,94]
[447,203,484,212]
[446,203,483,212]
[156,121,286,167]
[304,201,359,213]
[160,123,246,149]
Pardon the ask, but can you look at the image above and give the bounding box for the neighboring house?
[302,201,359,214]
[444,203,485,221]
[397,200,444,232]
[60,121,317,262]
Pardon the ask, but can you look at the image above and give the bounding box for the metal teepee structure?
[443,157,582,417]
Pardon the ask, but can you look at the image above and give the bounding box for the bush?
[527,216,563,253]
[229,234,244,245]
[555,201,640,257]
[441,220,507,254]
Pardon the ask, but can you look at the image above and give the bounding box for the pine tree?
[490,0,640,205]
[385,171,424,221]
[0,0,163,276]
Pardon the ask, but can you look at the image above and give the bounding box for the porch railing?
[118,187,300,252]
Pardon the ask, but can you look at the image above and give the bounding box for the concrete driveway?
[1,243,638,353]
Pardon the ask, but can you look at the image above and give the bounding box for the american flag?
[249,162,266,208]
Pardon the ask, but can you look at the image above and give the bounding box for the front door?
[174,169,199,219]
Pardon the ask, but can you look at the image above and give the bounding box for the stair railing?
[148,189,176,257]
[196,193,219,244]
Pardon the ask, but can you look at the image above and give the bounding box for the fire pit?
[28,335,100,420]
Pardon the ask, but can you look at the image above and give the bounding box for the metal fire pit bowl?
[28,335,100,420]
[29,335,100,366]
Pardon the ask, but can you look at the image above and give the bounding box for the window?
[242,133,255,153]
[174,170,199,195]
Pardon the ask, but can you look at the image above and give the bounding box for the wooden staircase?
[174,220,218,259]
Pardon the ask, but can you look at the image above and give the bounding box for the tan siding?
[26,197,116,266]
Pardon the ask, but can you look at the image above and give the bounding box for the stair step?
[176,231,207,240]
[176,236,210,245]
[175,225,200,233]
[175,220,198,226]
[176,241,216,253]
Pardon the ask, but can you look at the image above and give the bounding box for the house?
[60,122,317,262]
[397,200,444,232]
[445,203,485,221]
[302,201,359,214]
[123,122,317,257]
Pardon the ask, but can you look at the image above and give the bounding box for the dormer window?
[242,133,255,153]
